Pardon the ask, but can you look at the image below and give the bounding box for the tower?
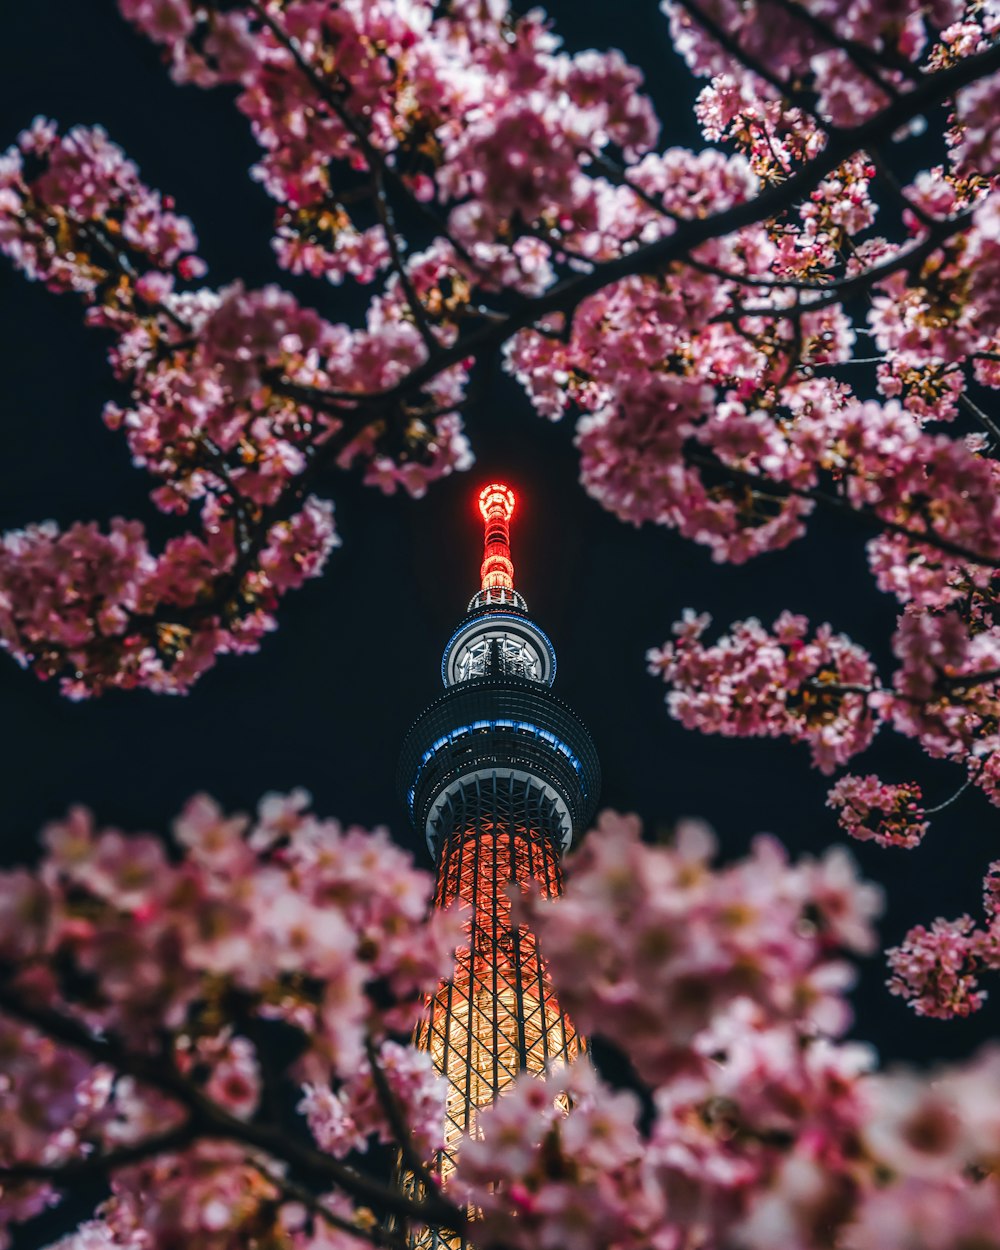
[397,483,600,1243]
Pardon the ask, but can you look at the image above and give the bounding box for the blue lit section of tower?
[397,484,600,1246]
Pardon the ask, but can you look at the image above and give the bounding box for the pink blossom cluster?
[0,116,203,299]
[2,116,472,522]
[887,914,1000,1019]
[887,850,1000,1018]
[663,0,966,126]
[68,1143,373,1250]
[511,288,858,561]
[0,791,461,1247]
[116,0,659,288]
[453,1009,1000,1250]
[456,811,1000,1250]
[454,1063,662,1250]
[0,118,482,693]
[0,497,338,697]
[8,799,1000,1249]
[826,773,929,849]
[647,609,878,772]
[695,74,826,181]
[877,608,1000,782]
[517,810,882,1084]
[299,1040,445,1161]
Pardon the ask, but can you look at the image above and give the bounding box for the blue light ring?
[409,718,586,814]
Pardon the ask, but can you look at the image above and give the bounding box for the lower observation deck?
[398,677,601,855]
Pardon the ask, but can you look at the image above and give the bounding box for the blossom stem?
[363,1037,440,1196]
[924,760,986,814]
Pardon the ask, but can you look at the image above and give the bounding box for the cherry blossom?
[0,791,466,1249]
[826,774,928,849]
[7,795,1000,1250]
[1,0,998,727]
[517,809,881,1084]
[647,610,878,773]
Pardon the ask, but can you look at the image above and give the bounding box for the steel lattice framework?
[396,485,599,1250]
[417,777,585,1180]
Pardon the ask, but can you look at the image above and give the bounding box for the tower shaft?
[414,777,585,1186]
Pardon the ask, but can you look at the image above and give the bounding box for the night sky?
[1,2,997,1070]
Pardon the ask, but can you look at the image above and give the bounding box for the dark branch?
[0,1122,196,1184]
[364,1037,440,1197]
[684,450,1000,569]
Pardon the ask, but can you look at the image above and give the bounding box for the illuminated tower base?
[398,485,599,1247]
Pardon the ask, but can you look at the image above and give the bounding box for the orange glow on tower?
[478,482,516,593]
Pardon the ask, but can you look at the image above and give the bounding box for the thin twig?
[959,392,1000,443]
[924,758,987,815]
[868,146,935,229]
[684,449,1000,569]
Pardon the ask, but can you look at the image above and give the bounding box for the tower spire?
[478,482,516,594]
[468,482,526,614]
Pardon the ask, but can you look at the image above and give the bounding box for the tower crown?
[405,481,599,856]
[441,480,555,687]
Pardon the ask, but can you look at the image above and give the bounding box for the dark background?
[0,1,996,1070]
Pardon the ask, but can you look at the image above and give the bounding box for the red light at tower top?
[478,482,516,593]
[478,482,515,522]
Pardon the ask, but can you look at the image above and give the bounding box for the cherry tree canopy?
[3,2,1000,1248]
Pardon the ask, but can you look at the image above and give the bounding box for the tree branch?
[0,1122,197,1184]
[360,38,1000,404]
[372,171,441,357]
[939,667,1000,691]
[766,0,911,91]
[672,0,825,123]
[250,1158,412,1250]
[959,391,1000,444]
[0,985,465,1233]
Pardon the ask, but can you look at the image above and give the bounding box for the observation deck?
[398,673,600,856]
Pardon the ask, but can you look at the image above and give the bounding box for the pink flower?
[886,916,988,1019]
[648,612,878,773]
[827,774,928,849]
